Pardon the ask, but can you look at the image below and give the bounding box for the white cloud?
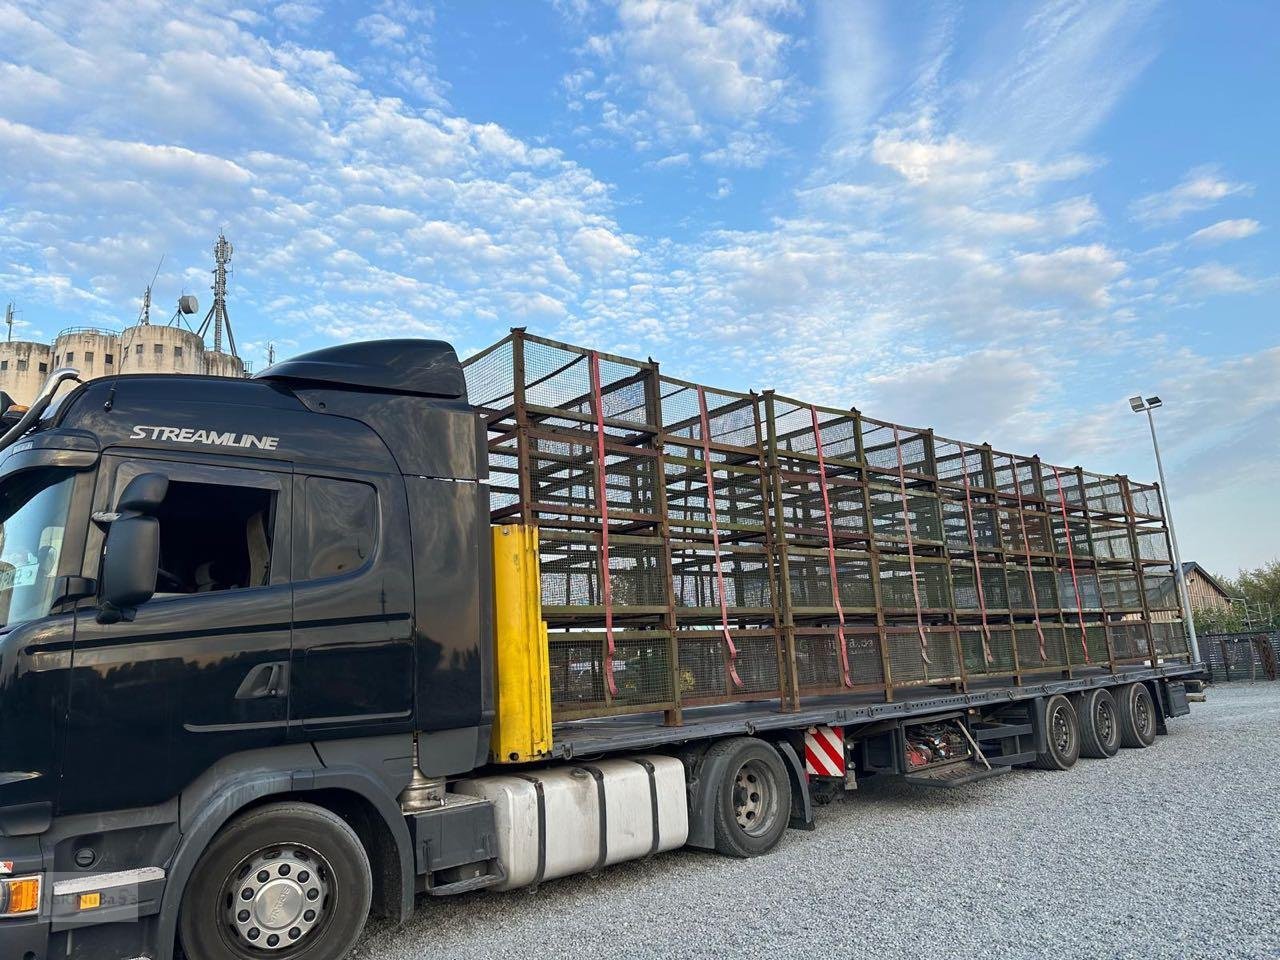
[1184,262,1260,295]
[563,0,801,158]
[1010,245,1126,307]
[1130,165,1253,225]
[1188,218,1261,245]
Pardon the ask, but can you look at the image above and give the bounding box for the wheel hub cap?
[225,844,330,951]
[733,760,775,837]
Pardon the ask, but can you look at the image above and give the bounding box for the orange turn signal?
[0,875,41,915]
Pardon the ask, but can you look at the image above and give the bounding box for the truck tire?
[1115,682,1157,748]
[707,737,791,858]
[178,801,372,960]
[1032,694,1080,770]
[1076,687,1121,759]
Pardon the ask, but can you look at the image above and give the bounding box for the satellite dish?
[178,294,199,315]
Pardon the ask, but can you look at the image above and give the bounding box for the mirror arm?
[52,575,97,607]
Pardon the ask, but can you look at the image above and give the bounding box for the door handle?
[235,661,289,700]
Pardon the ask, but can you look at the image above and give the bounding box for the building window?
[65,352,74,364]
[38,363,47,374]
[135,344,143,356]
[105,353,114,365]
[16,360,28,372]
[0,360,7,371]
[174,346,183,359]
[154,343,164,355]
[85,351,94,364]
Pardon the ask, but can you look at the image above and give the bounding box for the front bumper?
[0,912,49,957]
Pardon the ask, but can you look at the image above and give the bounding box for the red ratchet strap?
[958,444,994,665]
[808,406,853,688]
[891,425,930,665]
[1010,456,1047,662]
[697,387,744,690]
[1051,464,1090,663]
[588,351,618,698]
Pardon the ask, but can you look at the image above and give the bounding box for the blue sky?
[0,1,1276,574]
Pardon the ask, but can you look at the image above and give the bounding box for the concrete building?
[0,340,53,404]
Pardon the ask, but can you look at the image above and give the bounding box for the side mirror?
[97,473,168,623]
[98,516,160,622]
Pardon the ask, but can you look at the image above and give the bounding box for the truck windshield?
[0,468,75,630]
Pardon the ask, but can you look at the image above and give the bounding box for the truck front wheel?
[707,737,792,858]
[179,801,372,960]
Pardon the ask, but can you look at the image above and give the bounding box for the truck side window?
[301,477,376,580]
[151,480,276,594]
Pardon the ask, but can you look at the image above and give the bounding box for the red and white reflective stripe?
[1010,455,1047,662]
[588,351,618,698]
[958,443,994,665]
[804,725,845,777]
[697,386,743,690]
[1051,464,1090,664]
[808,406,852,688]
[892,424,930,665]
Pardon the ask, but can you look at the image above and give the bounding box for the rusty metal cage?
[462,329,1186,722]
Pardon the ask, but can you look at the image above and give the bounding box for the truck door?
[62,454,293,814]
[288,472,414,735]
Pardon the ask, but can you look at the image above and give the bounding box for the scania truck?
[0,340,1198,960]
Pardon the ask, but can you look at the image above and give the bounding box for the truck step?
[903,760,1012,789]
[427,862,506,897]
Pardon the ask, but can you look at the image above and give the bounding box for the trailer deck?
[551,662,1200,757]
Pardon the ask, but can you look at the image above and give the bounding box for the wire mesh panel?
[878,556,950,610]
[538,531,669,623]
[869,488,944,545]
[676,626,783,703]
[885,625,961,686]
[547,628,675,716]
[951,562,1010,611]
[783,548,877,615]
[862,417,930,478]
[1143,566,1180,612]
[1016,622,1068,671]
[670,542,773,618]
[1109,621,1151,662]
[1098,569,1143,611]
[793,624,885,693]
[1081,471,1126,518]
[1128,482,1164,520]
[1151,620,1191,660]
[959,625,1016,677]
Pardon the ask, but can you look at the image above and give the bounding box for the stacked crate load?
[464,331,681,721]
[761,395,882,703]
[659,377,784,710]
[1127,479,1190,661]
[934,438,1016,681]
[462,329,1190,723]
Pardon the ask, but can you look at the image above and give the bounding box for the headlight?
[0,874,41,916]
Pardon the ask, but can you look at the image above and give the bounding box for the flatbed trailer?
[0,338,1201,960]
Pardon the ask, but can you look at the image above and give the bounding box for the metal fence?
[1199,632,1280,682]
[463,329,1191,723]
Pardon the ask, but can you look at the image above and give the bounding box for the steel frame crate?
[462,329,1190,722]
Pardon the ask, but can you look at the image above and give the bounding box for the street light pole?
[1135,400,1201,663]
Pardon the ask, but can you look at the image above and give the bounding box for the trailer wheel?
[1032,694,1080,770]
[1116,683,1157,748]
[1076,688,1121,759]
[707,738,791,858]
[178,801,372,960]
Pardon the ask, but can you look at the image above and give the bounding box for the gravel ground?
[354,683,1280,960]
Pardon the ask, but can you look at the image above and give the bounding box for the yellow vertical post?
[490,524,553,763]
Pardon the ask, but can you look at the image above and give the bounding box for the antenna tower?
[138,256,165,325]
[197,232,238,357]
[4,302,12,343]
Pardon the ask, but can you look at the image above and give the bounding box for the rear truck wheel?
[1032,694,1081,770]
[1116,682,1157,748]
[178,801,372,960]
[707,737,792,858]
[1076,688,1121,759]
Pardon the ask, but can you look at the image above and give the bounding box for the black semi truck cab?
[0,340,1199,960]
